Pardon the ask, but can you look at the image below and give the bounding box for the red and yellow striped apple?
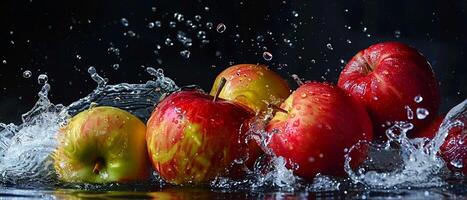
[53,106,150,183]
[210,64,290,114]
[146,90,259,185]
[338,42,440,139]
[266,82,373,180]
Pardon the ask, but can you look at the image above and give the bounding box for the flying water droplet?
[394,30,401,38]
[147,22,155,28]
[23,70,32,79]
[414,95,423,103]
[292,10,299,17]
[37,74,48,85]
[326,43,333,50]
[2,60,6,64]
[165,38,174,46]
[216,23,226,33]
[416,108,429,119]
[180,50,190,59]
[121,18,129,27]
[112,64,119,70]
[262,51,273,61]
[405,105,414,120]
[450,159,463,169]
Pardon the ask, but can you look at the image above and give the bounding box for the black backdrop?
[1,0,466,123]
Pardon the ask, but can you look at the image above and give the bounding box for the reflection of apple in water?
[266,82,373,180]
[146,89,259,185]
[415,115,466,175]
[338,42,440,140]
[210,64,290,114]
[53,106,150,183]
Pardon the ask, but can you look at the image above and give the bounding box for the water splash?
[0,68,178,187]
[344,99,466,188]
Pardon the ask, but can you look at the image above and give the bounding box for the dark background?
[0,0,466,124]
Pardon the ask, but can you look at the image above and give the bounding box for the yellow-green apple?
[210,64,290,114]
[266,82,373,180]
[146,89,260,185]
[338,42,440,139]
[53,106,150,183]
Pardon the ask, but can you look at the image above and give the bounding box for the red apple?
[337,42,440,139]
[266,82,373,180]
[146,90,259,184]
[210,64,290,114]
[415,115,466,175]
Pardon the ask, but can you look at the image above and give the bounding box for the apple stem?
[92,158,105,174]
[268,104,288,113]
[213,77,227,102]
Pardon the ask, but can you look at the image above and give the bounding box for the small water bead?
[405,105,414,120]
[194,15,202,21]
[112,64,119,70]
[394,30,401,38]
[206,22,213,29]
[292,10,299,17]
[256,35,265,42]
[180,50,190,59]
[37,74,48,84]
[121,18,129,27]
[165,38,174,46]
[416,108,429,119]
[22,70,32,78]
[414,95,423,103]
[262,51,273,61]
[362,27,367,32]
[174,13,184,22]
[2,60,6,64]
[155,21,162,27]
[326,43,334,50]
[147,22,155,28]
[169,21,176,28]
[216,23,226,33]
[76,54,81,60]
[450,159,463,169]
[197,31,207,39]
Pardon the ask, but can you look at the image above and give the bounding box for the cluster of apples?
[53,42,466,185]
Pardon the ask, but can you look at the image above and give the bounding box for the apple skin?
[337,42,440,139]
[53,106,151,183]
[266,82,373,180]
[415,115,466,175]
[146,90,260,185]
[210,64,290,114]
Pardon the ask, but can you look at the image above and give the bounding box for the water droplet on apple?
[416,108,429,119]
[301,93,307,98]
[414,95,423,103]
[308,157,315,162]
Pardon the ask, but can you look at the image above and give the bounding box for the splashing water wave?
[0,67,464,191]
[344,100,466,188]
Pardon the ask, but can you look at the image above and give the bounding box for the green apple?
[53,106,150,183]
[210,64,290,114]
